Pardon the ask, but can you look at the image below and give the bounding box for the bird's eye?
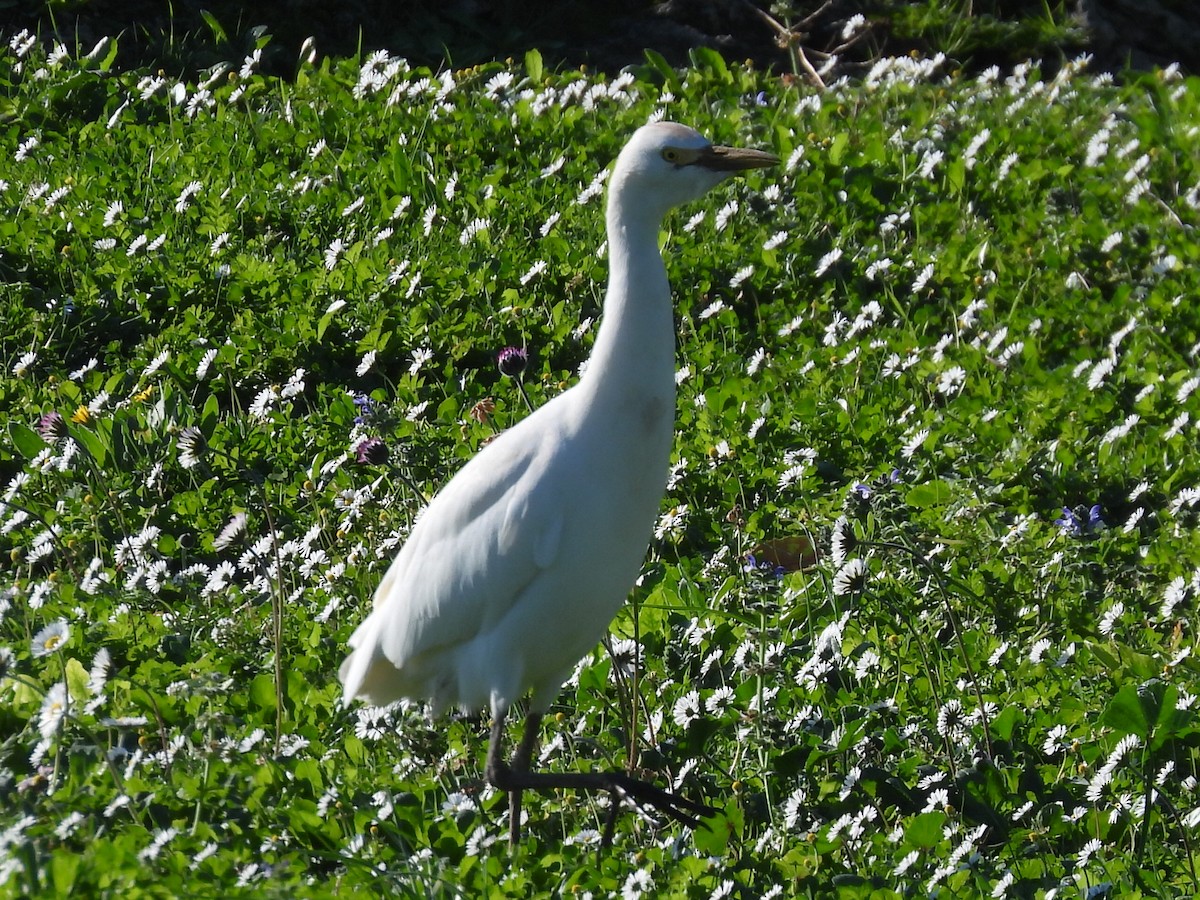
[661,148,680,163]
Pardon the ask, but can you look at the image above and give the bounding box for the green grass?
[1,28,1199,898]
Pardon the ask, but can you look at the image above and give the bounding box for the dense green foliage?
[1,27,1199,898]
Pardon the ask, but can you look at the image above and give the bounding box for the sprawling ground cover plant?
[1,27,1198,897]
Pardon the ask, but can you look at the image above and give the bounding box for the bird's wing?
[363,410,567,675]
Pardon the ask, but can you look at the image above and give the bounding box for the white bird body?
[340,122,776,840]
[340,376,672,714]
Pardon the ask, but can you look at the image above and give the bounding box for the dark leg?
[484,708,536,847]
[507,712,542,845]
[484,707,513,799]
[485,710,713,847]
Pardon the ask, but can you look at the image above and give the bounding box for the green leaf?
[576,656,609,697]
[1117,645,1162,681]
[294,758,323,795]
[65,657,90,699]
[989,704,1021,742]
[524,49,543,84]
[304,621,322,649]
[250,673,277,712]
[200,10,229,44]
[905,811,947,848]
[1101,683,1149,739]
[344,734,366,766]
[688,46,730,81]
[287,799,325,834]
[50,850,80,894]
[95,36,119,72]
[1089,641,1120,671]
[906,479,952,508]
[948,158,966,194]
[1150,683,1184,749]
[643,49,681,90]
[202,393,220,430]
[9,421,45,458]
[316,305,338,343]
[693,798,741,856]
[71,424,107,466]
[828,132,849,167]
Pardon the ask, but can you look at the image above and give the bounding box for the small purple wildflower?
[36,411,67,442]
[352,393,376,425]
[743,554,786,579]
[1055,503,1105,537]
[497,346,528,378]
[1054,507,1076,531]
[354,437,388,465]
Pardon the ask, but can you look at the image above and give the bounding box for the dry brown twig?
[740,0,872,91]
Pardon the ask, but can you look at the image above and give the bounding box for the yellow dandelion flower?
[132,385,154,403]
[70,405,91,424]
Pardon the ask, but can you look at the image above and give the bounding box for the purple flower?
[36,411,67,442]
[1054,507,1079,534]
[354,437,388,465]
[1055,503,1105,537]
[742,554,785,579]
[497,346,528,378]
[352,393,375,425]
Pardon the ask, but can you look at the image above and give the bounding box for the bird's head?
[609,121,778,220]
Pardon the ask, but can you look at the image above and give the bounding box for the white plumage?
[340,121,777,842]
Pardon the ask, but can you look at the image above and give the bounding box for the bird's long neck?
[577,188,676,419]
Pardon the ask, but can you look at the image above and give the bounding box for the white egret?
[340,121,777,843]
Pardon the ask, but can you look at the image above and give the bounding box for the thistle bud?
[36,411,67,442]
[355,437,388,465]
[497,346,528,378]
